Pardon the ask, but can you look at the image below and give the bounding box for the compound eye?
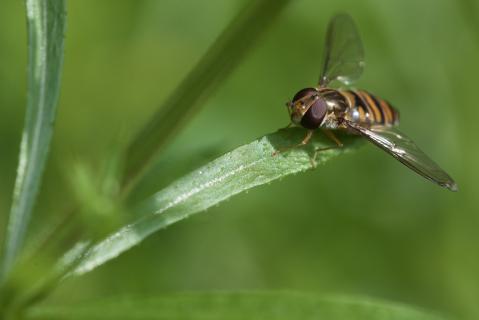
[292,87,318,103]
[300,97,328,129]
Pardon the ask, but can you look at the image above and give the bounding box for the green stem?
[120,0,291,194]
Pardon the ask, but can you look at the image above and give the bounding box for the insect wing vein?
[345,121,457,191]
[319,13,365,87]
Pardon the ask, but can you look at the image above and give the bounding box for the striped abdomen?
[339,89,399,126]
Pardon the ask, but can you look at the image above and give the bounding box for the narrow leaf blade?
[26,292,450,320]
[71,129,360,276]
[1,0,66,280]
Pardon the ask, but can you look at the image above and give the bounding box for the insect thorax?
[317,88,349,129]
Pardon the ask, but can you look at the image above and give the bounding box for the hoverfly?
[279,13,457,191]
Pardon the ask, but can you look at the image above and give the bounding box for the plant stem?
[120,0,291,194]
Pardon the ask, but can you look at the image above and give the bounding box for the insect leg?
[272,130,313,156]
[322,129,343,147]
[310,130,344,167]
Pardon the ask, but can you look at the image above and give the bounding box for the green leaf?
[1,0,66,280]
[122,0,292,190]
[70,128,361,277]
[26,292,450,320]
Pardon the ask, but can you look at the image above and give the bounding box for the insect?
[278,13,457,191]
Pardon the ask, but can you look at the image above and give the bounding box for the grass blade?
[122,0,291,191]
[1,0,66,280]
[71,128,361,276]
[26,292,450,320]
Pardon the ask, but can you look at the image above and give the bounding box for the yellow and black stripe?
[340,89,399,126]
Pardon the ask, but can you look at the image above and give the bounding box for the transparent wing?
[319,13,365,87]
[346,121,457,191]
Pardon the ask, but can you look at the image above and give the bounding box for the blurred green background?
[1,0,478,319]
